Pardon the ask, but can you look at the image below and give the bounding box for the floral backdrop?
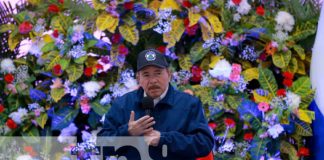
[0,0,321,159]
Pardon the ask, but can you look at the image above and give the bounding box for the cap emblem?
[145,51,156,61]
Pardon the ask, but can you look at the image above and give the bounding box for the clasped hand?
[128,111,160,146]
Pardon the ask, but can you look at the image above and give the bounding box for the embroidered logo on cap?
[145,51,156,61]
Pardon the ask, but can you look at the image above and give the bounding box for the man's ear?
[136,72,140,82]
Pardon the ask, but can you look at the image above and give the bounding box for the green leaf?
[295,119,312,136]
[91,101,111,116]
[299,90,315,109]
[250,137,269,160]
[51,88,66,102]
[41,42,55,53]
[0,24,16,33]
[272,50,291,68]
[43,51,61,71]
[36,113,48,129]
[284,57,298,74]
[292,45,305,60]
[22,127,40,143]
[190,42,210,63]
[258,68,278,98]
[66,64,84,82]
[280,141,298,160]
[8,32,20,51]
[119,24,139,45]
[74,55,88,64]
[225,95,242,109]
[291,76,311,97]
[178,54,192,71]
[92,0,106,10]
[50,14,72,34]
[96,13,119,33]
[59,58,70,71]
[85,40,98,49]
[14,58,28,65]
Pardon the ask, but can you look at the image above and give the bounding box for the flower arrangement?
[0,0,321,159]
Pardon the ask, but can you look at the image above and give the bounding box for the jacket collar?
[136,84,174,107]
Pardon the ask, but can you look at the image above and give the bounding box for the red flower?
[24,146,37,157]
[96,64,103,70]
[186,24,199,36]
[183,18,190,27]
[182,0,192,8]
[6,118,17,129]
[283,71,294,80]
[19,21,33,34]
[118,44,129,56]
[58,0,64,4]
[243,132,254,141]
[111,33,122,44]
[124,2,134,10]
[48,4,60,13]
[232,0,241,5]
[277,89,286,97]
[297,147,310,157]
[84,67,93,77]
[4,73,14,83]
[224,118,236,128]
[208,122,217,129]
[225,31,233,39]
[256,6,265,16]
[283,79,293,87]
[52,29,59,38]
[259,52,267,61]
[156,46,166,54]
[190,65,203,83]
[52,64,62,76]
[0,104,4,113]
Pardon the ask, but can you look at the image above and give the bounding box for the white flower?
[16,155,33,160]
[218,139,235,153]
[0,58,16,73]
[58,123,78,143]
[83,81,102,98]
[273,30,288,42]
[209,59,232,79]
[100,94,112,105]
[82,130,92,142]
[237,0,251,15]
[17,39,32,58]
[233,13,241,22]
[124,78,138,90]
[9,108,28,124]
[275,11,295,32]
[267,124,284,139]
[285,91,301,110]
[28,41,45,57]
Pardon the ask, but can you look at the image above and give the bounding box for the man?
[98,49,214,159]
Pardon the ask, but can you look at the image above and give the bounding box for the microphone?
[141,96,154,116]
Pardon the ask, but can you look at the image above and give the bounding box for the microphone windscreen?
[141,96,154,110]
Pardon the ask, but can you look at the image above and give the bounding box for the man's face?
[137,66,171,99]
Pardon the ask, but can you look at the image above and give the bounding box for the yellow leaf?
[92,0,106,10]
[160,0,181,11]
[119,25,139,45]
[163,19,185,48]
[199,18,214,41]
[189,9,201,27]
[205,11,223,33]
[96,13,119,33]
[252,90,270,103]
[209,55,222,68]
[149,0,162,14]
[8,33,20,51]
[142,19,158,31]
[27,0,41,5]
[43,34,53,43]
[297,60,306,75]
[243,68,259,81]
[298,109,315,123]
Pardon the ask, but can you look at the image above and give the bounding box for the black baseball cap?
[136,49,169,71]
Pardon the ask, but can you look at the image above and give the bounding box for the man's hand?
[144,130,161,146]
[128,111,155,136]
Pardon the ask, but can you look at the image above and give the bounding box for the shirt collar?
[144,85,169,106]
